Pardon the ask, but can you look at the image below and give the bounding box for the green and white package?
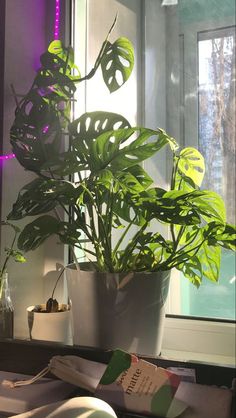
[95,349,186,417]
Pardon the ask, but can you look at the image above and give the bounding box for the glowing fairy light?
[0,0,61,161]
[0,153,15,161]
[54,0,60,40]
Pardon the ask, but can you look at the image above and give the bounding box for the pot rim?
[27,303,71,313]
[66,262,170,276]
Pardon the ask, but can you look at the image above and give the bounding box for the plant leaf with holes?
[135,189,201,226]
[41,150,88,176]
[10,92,62,172]
[8,22,236,284]
[195,236,221,283]
[177,256,203,287]
[174,147,205,190]
[8,178,77,220]
[172,222,222,284]
[47,40,81,79]
[89,127,176,173]
[58,222,83,245]
[214,223,236,251]
[69,111,131,158]
[18,216,61,251]
[101,37,134,92]
[189,191,226,224]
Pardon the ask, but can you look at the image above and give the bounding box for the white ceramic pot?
[66,264,170,356]
[27,304,72,344]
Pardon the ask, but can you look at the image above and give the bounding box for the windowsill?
[162,316,236,367]
[161,348,236,367]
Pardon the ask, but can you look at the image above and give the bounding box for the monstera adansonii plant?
[8,19,236,288]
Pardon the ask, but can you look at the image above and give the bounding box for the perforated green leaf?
[101,37,134,92]
[197,239,221,283]
[175,223,222,285]
[215,223,236,251]
[177,256,203,287]
[175,147,205,190]
[69,111,131,158]
[191,191,226,224]
[18,216,61,251]
[47,40,80,79]
[90,127,175,173]
[7,178,77,220]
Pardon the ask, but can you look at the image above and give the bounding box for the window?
[72,0,236,362]
[177,27,236,321]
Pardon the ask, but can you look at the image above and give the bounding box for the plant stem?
[0,228,18,276]
[169,152,179,244]
[162,239,205,270]
[161,228,199,269]
[73,243,96,258]
[113,217,134,256]
[51,267,65,299]
[73,15,117,84]
[120,220,149,271]
[94,192,114,270]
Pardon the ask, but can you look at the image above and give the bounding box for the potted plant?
[0,222,71,343]
[0,221,26,338]
[7,21,236,354]
[27,265,72,344]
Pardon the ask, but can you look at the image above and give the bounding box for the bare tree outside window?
[198,28,235,224]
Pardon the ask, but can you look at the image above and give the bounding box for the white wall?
[143,0,168,189]
[75,0,167,188]
[86,0,142,125]
[1,0,66,339]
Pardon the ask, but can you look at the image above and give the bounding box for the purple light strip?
[54,0,60,40]
[0,1,61,161]
[0,153,15,161]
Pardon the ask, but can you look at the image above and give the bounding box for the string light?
[54,0,60,40]
[0,153,15,161]
[0,0,61,162]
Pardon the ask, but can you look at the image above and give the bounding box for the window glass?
[167,1,235,321]
[179,28,236,321]
[198,28,235,222]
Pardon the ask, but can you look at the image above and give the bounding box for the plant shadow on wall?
[7,18,236,353]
